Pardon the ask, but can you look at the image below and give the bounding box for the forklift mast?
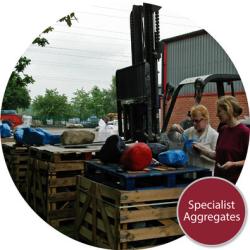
[116,3,161,142]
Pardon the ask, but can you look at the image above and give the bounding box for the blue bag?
[14,127,61,145]
[14,128,24,144]
[0,123,12,138]
[158,149,188,166]
[22,127,46,145]
[35,128,61,145]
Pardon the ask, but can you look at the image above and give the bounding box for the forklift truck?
[116,3,243,142]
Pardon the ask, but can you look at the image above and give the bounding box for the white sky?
[22,0,201,100]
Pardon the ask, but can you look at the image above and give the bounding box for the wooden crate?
[2,142,29,198]
[27,145,101,229]
[76,176,184,250]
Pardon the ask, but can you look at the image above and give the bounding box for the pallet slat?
[29,145,100,163]
[120,207,177,223]
[120,224,183,243]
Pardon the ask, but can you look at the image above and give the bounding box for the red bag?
[120,143,152,171]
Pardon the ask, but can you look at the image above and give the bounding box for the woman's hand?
[171,123,184,134]
[221,161,244,169]
[192,142,207,154]
[192,142,216,160]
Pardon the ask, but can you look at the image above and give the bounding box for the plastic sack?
[0,123,12,138]
[98,135,126,164]
[22,127,46,145]
[14,128,24,144]
[158,149,188,166]
[36,128,61,145]
[121,143,152,171]
[14,127,61,145]
[183,139,197,156]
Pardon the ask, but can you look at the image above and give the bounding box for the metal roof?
[161,29,207,44]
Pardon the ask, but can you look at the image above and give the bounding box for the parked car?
[82,116,99,128]
[0,110,23,128]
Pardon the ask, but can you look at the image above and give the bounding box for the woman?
[193,96,249,184]
[168,104,218,172]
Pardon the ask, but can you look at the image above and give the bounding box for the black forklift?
[116,3,161,142]
[116,3,242,142]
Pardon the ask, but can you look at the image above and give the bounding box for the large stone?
[61,130,95,145]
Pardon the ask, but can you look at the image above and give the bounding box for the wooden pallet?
[29,145,100,162]
[84,160,212,190]
[2,142,29,198]
[27,157,84,228]
[2,142,29,155]
[0,137,15,143]
[75,176,184,250]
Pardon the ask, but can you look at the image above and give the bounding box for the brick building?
[161,30,249,129]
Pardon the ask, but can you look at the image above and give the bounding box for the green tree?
[87,78,117,118]
[71,88,91,120]
[88,86,106,117]
[100,76,117,115]
[108,76,117,112]
[32,89,71,122]
[2,57,34,110]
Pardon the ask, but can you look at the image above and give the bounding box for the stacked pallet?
[76,176,184,249]
[76,160,212,249]
[2,142,29,198]
[26,145,100,229]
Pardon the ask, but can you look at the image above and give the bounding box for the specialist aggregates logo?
[177,177,245,245]
[183,199,240,224]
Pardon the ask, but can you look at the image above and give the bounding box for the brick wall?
[162,92,249,130]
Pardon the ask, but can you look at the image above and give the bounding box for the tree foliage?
[71,88,91,120]
[32,89,71,122]
[32,13,77,47]
[2,57,34,110]
[70,79,117,120]
[30,78,118,122]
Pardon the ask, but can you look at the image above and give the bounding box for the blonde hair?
[217,95,243,118]
[190,104,209,121]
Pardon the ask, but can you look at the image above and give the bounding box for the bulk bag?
[158,149,188,166]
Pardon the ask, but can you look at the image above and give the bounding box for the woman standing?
[194,96,250,184]
[167,104,218,172]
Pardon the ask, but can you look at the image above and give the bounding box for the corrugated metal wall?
[165,33,244,95]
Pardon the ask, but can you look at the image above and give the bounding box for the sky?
[22,0,201,100]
